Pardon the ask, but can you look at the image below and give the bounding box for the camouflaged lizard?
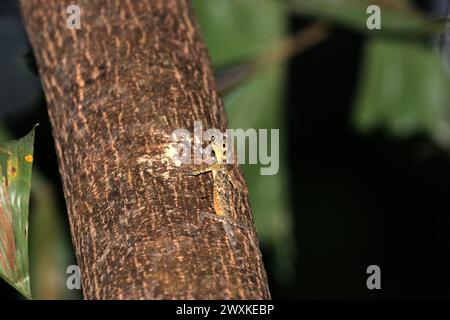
[188,133,244,217]
[187,133,259,270]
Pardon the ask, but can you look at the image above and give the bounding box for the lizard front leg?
[188,163,221,176]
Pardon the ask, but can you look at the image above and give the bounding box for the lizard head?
[210,133,227,164]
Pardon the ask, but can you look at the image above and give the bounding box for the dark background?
[1,0,450,299]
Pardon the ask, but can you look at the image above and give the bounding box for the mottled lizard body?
[188,133,259,271]
[189,133,243,217]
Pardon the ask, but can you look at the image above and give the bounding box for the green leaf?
[0,126,36,299]
[0,123,77,299]
[353,38,450,146]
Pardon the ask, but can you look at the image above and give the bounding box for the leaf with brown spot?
[0,126,36,299]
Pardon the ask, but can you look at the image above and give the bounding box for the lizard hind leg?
[188,165,213,176]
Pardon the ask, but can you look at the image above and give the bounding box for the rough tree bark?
[19,0,270,299]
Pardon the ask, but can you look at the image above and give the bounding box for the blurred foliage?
[289,0,438,34]
[192,0,450,285]
[193,0,296,282]
[0,126,35,299]
[288,0,450,146]
[354,38,450,146]
[29,172,78,299]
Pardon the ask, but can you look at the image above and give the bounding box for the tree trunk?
[19,0,270,299]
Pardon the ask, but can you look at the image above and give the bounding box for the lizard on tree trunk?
[19,0,271,299]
